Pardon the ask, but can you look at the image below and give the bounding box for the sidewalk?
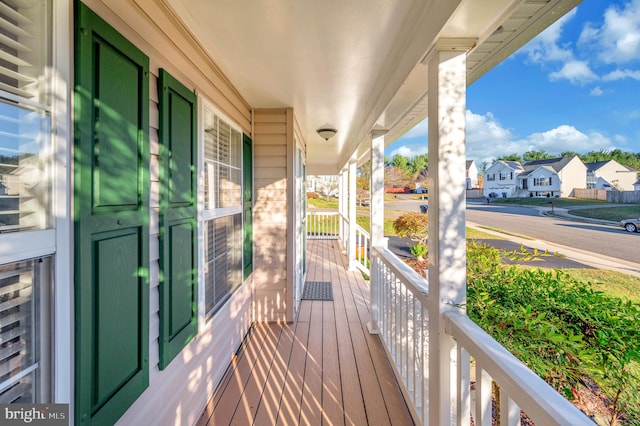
[466,220,640,278]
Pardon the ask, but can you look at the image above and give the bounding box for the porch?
[197,239,414,425]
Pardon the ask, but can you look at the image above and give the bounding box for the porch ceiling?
[165,0,581,174]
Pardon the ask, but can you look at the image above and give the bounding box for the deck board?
[197,239,414,426]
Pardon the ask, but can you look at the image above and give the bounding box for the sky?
[385,0,640,168]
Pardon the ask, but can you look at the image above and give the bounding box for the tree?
[357,160,371,190]
[393,213,429,261]
[392,154,410,172]
[385,165,413,189]
[410,154,428,175]
[498,153,522,162]
[522,150,553,161]
[316,177,339,199]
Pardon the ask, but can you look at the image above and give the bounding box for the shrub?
[393,213,428,245]
[409,242,427,261]
[306,192,320,199]
[466,241,640,424]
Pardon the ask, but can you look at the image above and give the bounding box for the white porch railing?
[307,211,340,240]
[353,224,370,275]
[307,211,371,276]
[371,246,593,426]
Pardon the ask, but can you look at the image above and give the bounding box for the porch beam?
[426,38,474,426]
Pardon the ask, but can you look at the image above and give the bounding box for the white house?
[466,159,479,189]
[0,1,592,425]
[586,160,638,191]
[483,160,523,198]
[520,156,587,198]
[307,175,340,197]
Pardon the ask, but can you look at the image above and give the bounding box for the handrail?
[306,211,339,239]
[353,224,370,275]
[371,246,430,423]
[444,311,594,426]
[370,247,594,426]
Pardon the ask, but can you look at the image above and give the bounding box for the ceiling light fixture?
[317,127,337,141]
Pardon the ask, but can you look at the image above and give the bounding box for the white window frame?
[0,0,71,405]
[197,98,244,325]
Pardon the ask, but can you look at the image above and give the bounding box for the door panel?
[74,3,149,424]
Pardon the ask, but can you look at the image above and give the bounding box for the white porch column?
[340,167,349,252]
[367,130,387,334]
[426,38,475,426]
[348,157,357,270]
[370,130,388,248]
[338,168,345,244]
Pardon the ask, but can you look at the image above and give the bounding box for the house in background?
[483,160,523,198]
[307,175,340,197]
[484,156,588,199]
[466,159,479,189]
[586,160,638,191]
[0,0,592,425]
[520,156,587,198]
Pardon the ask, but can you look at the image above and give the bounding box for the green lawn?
[568,206,640,222]
[488,197,608,207]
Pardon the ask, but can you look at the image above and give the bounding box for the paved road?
[382,196,640,268]
[467,204,640,264]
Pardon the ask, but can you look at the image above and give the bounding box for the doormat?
[302,281,333,301]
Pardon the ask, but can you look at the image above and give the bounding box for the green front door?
[74,3,149,424]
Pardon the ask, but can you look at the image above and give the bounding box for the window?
[202,105,244,318]
[486,174,495,181]
[204,114,241,210]
[204,215,242,315]
[0,257,51,403]
[0,0,52,233]
[0,0,52,404]
[499,172,512,181]
[533,176,552,186]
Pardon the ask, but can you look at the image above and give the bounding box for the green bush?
[409,242,427,261]
[467,241,640,424]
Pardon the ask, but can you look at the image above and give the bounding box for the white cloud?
[590,86,604,96]
[519,9,600,85]
[527,125,613,153]
[522,9,577,63]
[602,68,640,80]
[549,60,598,83]
[389,110,618,165]
[465,111,519,164]
[584,0,640,64]
[388,145,427,158]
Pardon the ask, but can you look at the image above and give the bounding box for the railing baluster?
[476,363,492,426]
[501,393,521,426]
[458,346,471,426]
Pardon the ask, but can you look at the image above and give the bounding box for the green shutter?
[158,69,198,369]
[243,134,253,279]
[74,2,149,424]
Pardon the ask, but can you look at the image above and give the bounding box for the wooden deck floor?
[197,239,414,426]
